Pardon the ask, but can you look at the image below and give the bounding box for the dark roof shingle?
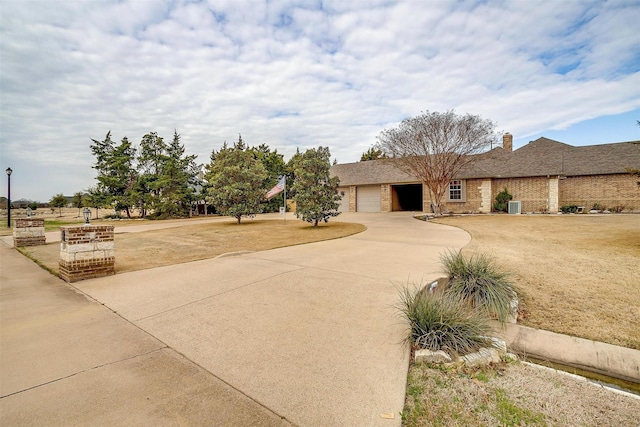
[331,137,640,185]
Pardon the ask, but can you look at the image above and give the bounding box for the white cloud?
[1,0,639,201]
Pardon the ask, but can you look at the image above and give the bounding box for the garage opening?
[392,184,423,211]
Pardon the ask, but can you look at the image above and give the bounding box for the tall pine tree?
[153,130,198,218]
[90,132,137,217]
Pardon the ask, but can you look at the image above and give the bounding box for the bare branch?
[377,110,498,214]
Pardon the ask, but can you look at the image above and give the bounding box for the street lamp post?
[6,167,12,228]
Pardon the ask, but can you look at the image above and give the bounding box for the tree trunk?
[314,219,319,227]
[236,215,242,224]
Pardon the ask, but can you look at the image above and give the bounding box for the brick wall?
[440,179,485,213]
[492,177,550,213]
[559,174,639,211]
[59,225,115,283]
[13,218,46,246]
[420,174,639,214]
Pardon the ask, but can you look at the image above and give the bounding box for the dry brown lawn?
[405,213,640,425]
[19,219,366,275]
[433,214,640,350]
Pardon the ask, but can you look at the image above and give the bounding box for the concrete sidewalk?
[0,241,294,425]
[1,212,470,426]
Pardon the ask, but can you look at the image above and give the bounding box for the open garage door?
[392,184,423,211]
[356,186,381,212]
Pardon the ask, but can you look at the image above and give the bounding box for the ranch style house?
[330,134,640,214]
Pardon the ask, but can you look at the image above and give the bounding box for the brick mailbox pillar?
[59,225,115,283]
[13,218,46,246]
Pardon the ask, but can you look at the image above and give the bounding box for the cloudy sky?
[1,0,639,202]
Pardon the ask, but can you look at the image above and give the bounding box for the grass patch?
[16,246,58,276]
[402,361,640,426]
[17,219,366,276]
[493,388,545,426]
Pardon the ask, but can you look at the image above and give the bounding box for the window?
[449,180,462,201]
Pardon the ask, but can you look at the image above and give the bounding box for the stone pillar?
[349,186,357,212]
[59,225,115,283]
[479,180,493,213]
[13,218,46,246]
[548,177,559,213]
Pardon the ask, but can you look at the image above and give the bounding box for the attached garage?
[392,184,423,211]
[356,185,381,212]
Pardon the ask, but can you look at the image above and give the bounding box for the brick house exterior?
[331,137,640,214]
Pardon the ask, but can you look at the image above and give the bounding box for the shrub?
[440,250,517,323]
[591,203,605,211]
[103,213,123,220]
[611,205,625,213]
[396,284,494,355]
[560,205,578,213]
[493,188,512,212]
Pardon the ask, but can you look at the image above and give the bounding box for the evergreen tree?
[285,147,303,198]
[89,132,137,218]
[250,143,287,213]
[85,186,110,219]
[152,130,198,218]
[291,147,341,226]
[205,140,267,224]
[360,146,386,161]
[137,132,167,216]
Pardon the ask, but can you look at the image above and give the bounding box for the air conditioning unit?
[508,201,522,214]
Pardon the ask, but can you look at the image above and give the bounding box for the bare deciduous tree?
[377,110,498,215]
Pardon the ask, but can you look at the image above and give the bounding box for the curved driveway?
[4,212,470,426]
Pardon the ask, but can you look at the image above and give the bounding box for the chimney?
[503,133,513,151]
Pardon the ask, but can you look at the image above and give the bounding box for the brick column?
[349,186,357,212]
[59,225,115,283]
[380,184,392,212]
[13,218,46,246]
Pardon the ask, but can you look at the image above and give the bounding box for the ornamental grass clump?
[397,285,494,355]
[441,250,517,323]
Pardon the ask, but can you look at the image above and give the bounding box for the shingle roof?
[331,137,640,185]
[331,158,417,186]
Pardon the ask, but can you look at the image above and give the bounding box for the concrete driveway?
[1,212,469,426]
